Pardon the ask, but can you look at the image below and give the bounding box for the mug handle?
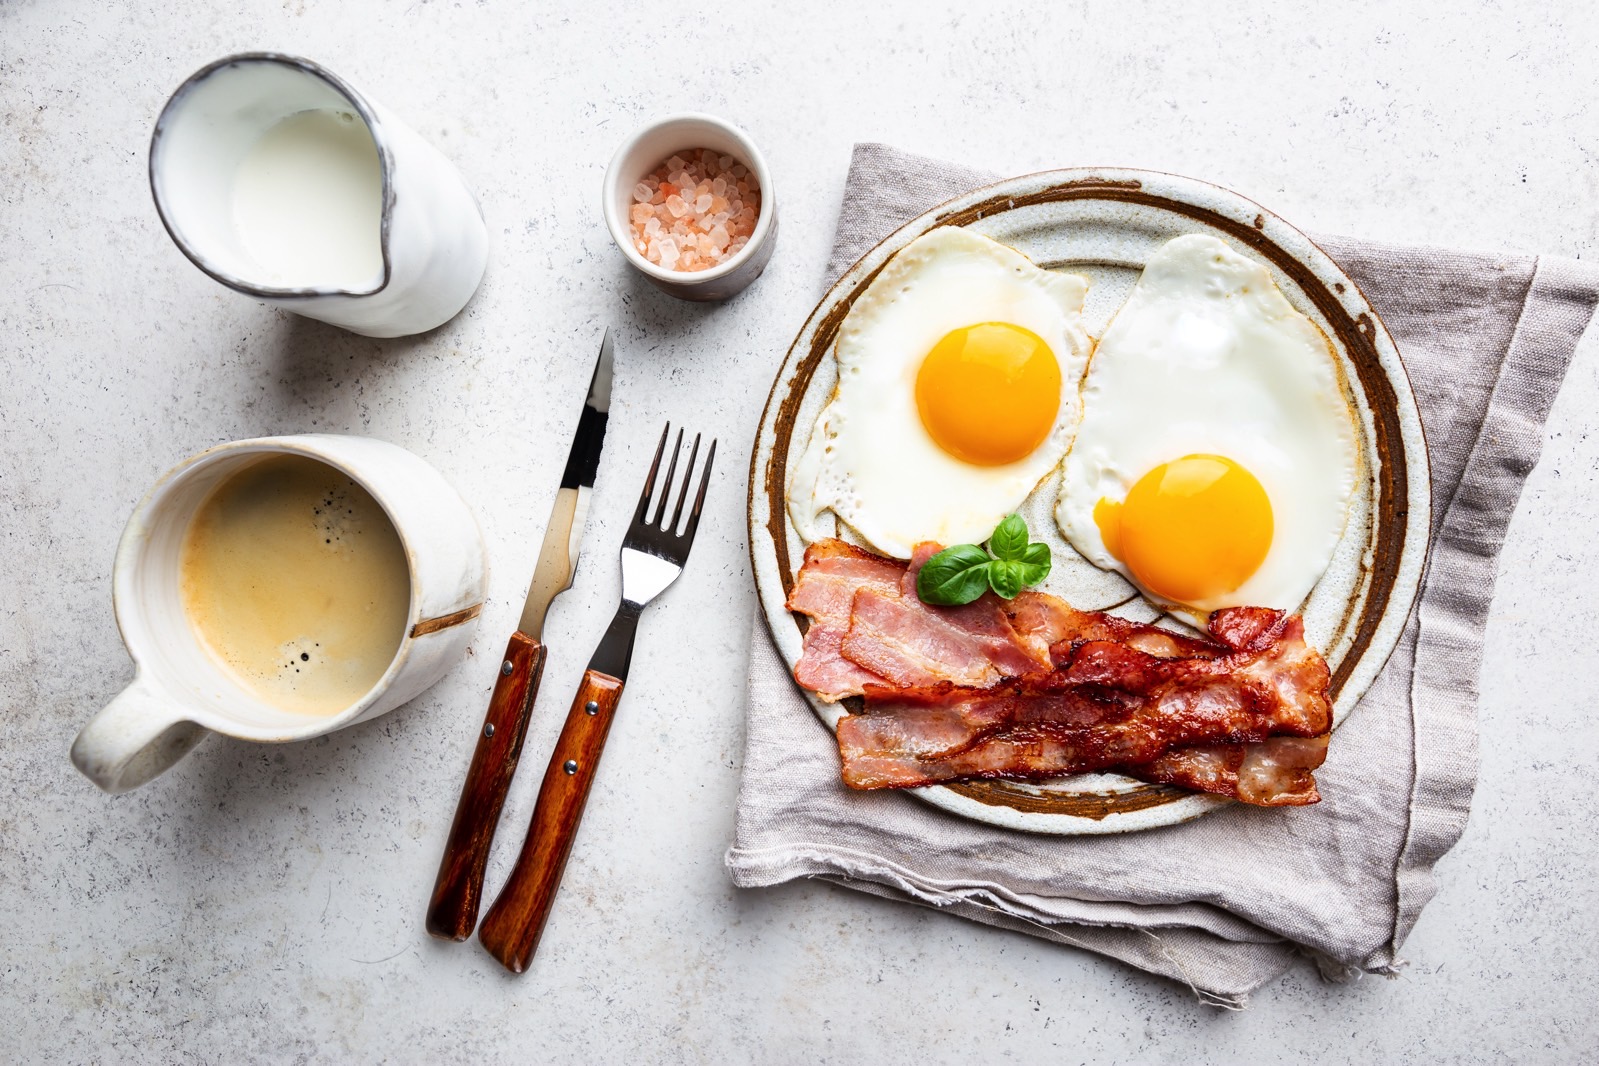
[70,675,209,793]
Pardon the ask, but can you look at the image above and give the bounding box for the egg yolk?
[916,322,1061,466]
[1093,454,1273,604]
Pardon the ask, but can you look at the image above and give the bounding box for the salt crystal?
[666,195,688,218]
[697,233,716,257]
[666,155,685,171]
[644,217,661,236]
[630,204,652,224]
[717,155,733,170]
[709,223,730,251]
[711,177,728,198]
[632,182,651,203]
[731,164,746,178]
[695,194,712,213]
[658,237,679,265]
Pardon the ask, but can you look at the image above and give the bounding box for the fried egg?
[788,227,1092,558]
[1055,234,1359,620]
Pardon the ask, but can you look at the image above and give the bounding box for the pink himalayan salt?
[625,148,762,272]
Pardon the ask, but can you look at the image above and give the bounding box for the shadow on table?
[176,690,443,828]
[611,258,773,343]
[262,312,440,415]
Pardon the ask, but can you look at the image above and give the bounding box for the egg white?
[1055,233,1360,619]
[788,227,1092,560]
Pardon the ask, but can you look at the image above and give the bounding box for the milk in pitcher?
[232,109,384,289]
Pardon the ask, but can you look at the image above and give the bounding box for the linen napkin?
[726,143,1599,1006]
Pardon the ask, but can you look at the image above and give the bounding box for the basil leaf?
[916,544,994,606]
[1014,542,1053,586]
[988,513,1029,562]
[988,559,1026,599]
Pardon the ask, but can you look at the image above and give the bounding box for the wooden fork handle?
[477,668,624,973]
[425,631,547,941]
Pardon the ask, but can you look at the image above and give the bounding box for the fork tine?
[667,433,701,534]
[683,438,717,541]
[650,427,684,528]
[634,423,671,525]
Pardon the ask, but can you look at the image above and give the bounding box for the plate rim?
[747,165,1432,835]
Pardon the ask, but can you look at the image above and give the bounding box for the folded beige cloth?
[726,143,1599,1006]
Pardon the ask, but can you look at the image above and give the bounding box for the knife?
[425,330,614,942]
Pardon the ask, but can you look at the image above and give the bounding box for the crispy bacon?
[837,613,1331,792]
[787,538,1336,806]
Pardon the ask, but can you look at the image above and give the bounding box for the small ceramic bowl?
[603,113,777,302]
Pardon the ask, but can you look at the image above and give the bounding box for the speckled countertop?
[3,2,1597,1062]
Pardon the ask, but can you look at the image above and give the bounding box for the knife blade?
[425,330,614,941]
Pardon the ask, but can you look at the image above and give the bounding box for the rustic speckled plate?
[749,168,1431,834]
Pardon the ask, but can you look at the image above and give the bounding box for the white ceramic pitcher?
[149,53,488,338]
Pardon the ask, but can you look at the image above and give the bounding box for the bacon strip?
[841,586,1050,688]
[787,542,1199,699]
[1007,590,1225,662]
[786,540,904,701]
[787,540,1053,695]
[838,613,1332,794]
[1137,734,1329,806]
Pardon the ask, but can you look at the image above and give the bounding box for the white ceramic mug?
[603,113,777,301]
[71,435,488,793]
[149,53,489,338]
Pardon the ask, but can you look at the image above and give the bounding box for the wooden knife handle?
[477,668,624,973]
[425,631,547,941]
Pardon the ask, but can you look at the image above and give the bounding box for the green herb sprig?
[915,514,1052,606]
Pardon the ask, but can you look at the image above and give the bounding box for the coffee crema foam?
[179,454,411,716]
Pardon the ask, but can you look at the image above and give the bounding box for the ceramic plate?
[748,168,1431,834]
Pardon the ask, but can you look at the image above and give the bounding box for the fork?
[477,423,716,974]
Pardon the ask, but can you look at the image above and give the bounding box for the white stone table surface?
[3,2,1597,1061]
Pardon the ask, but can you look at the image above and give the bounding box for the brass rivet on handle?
[563,760,578,775]
[501,660,513,676]
[483,723,495,738]
[584,701,598,715]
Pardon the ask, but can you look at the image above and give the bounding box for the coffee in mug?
[179,454,411,716]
